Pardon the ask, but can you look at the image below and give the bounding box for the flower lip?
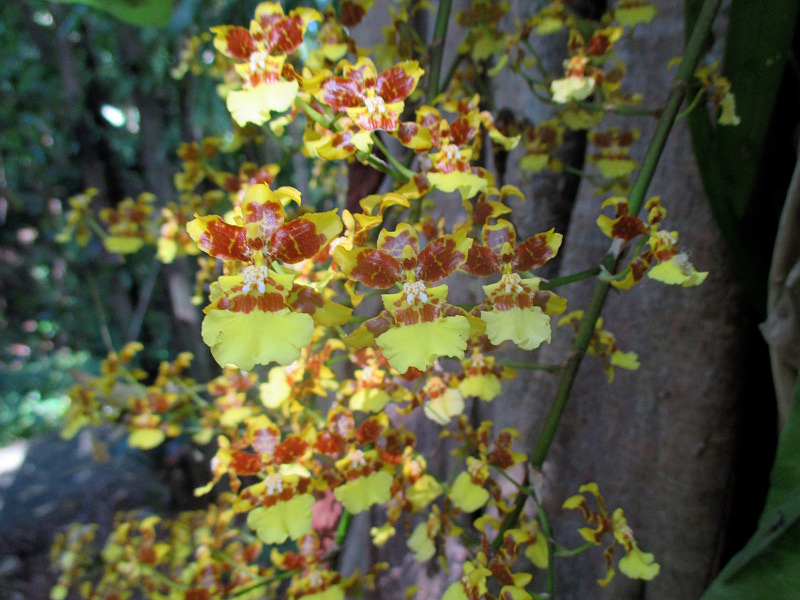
[242,265,271,294]
[403,280,428,305]
[265,473,284,495]
[500,272,523,294]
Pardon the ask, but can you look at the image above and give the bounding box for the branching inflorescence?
[52,0,732,598]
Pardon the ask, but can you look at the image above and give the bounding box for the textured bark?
[343,1,749,598]
[495,1,750,598]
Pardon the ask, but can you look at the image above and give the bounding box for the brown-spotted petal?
[187,215,251,262]
[416,231,473,283]
[272,210,342,264]
[334,246,402,289]
[513,229,563,271]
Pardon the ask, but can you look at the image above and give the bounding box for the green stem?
[371,133,415,180]
[628,0,722,215]
[531,280,611,468]
[225,570,297,599]
[490,483,528,552]
[553,541,595,557]
[487,4,724,558]
[498,361,563,373]
[426,0,453,103]
[538,502,556,597]
[529,0,723,470]
[675,87,705,121]
[539,266,601,290]
[441,50,466,93]
[335,510,353,545]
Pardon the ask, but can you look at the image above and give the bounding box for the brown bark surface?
[492,1,749,598]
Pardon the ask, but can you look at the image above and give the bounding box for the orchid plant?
[51,1,733,599]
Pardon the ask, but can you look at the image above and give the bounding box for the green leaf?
[52,0,174,27]
[686,0,800,314]
[700,375,800,599]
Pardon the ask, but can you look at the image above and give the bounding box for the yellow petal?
[618,546,660,580]
[449,471,489,513]
[423,388,465,425]
[260,366,292,409]
[349,388,391,412]
[104,236,144,254]
[647,254,707,287]
[376,316,471,374]
[427,171,488,199]
[524,534,549,569]
[406,474,443,509]
[333,470,393,513]
[220,406,253,427]
[481,306,551,351]
[408,522,435,562]
[551,76,595,104]
[128,428,165,450]
[226,81,299,127]
[202,307,314,370]
[246,493,315,544]
[498,587,533,600]
[370,522,396,547]
[458,374,501,401]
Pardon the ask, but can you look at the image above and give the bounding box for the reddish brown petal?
[377,66,417,103]
[482,220,516,258]
[223,27,257,60]
[609,215,647,241]
[378,225,419,261]
[322,77,364,110]
[271,217,326,264]
[514,233,560,270]
[231,451,262,475]
[197,219,251,262]
[217,292,285,314]
[463,244,500,276]
[450,118,477,147]
[287,284,324,314]
[345,248,403,288]
[356,417,385,444]
[315,431,345,456]
[417,236,468,282]
[340,1,366,26]
[264,15,306,54]
[273,436,309,464]
[243,199,284,240]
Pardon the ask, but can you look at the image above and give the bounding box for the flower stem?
[539,266,601,290]
[489,0,724,550]
[371,133,415,180]
[427,0,453,103]
[498,361,563,373]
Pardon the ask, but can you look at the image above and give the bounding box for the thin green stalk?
[538,502,556,596]
[553,541,595,557]
[675,86,705,121]
[426,0,453,103]
[531,279,611,468]
[441,50,466,94]
[530,0,723,469]
[489,0,725,552]
[539,266,601,290]
[628,0,723,216]
[498,361,563,373]
[225,570,297,599]
[335,510,353,545]
[371,133,415,180]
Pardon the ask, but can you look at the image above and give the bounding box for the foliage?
[17,0,749,598]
